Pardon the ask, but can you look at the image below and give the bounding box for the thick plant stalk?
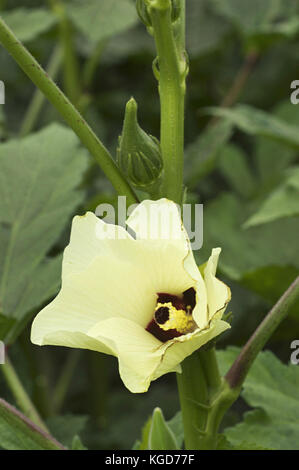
[176,351,210,449]
[0,15,138,206]
[177,347,236,450]
[147,0,187,204]
[145,0,226,450]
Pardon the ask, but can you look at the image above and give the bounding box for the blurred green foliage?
[0,0,298,450]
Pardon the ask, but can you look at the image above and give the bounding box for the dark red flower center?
[146,288,197,343]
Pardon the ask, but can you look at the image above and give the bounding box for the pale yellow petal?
[184,253,208,330]
[31,200,232,395]
[40,330,115,356]
[204,248,231,321]
[152,319,230,381]
[127,198,185,245]
[88,317,163,393]
[62,211,133,279]
[127,198,202,318]
[31,251,158,345]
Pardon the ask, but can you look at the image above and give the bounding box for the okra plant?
[0,0,299,451]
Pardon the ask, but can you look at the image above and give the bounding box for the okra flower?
[31,199,231,393]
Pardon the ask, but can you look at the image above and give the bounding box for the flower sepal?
[117,97,163,193]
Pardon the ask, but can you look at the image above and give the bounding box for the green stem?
[1,355,49,433]
[20,45,62,136]
[0,15,138,206]
[148,0,187,204]
[176,351,209,449]
[209,50,259,127]
[50,0,81,104]
[200,379,239,449]
[177,347,228,450]
[19,330,53,419]
[87,351,109,429]
[177,349,239,450]
[199,347,222,399]
[83,39,107,89]
[176,0,185,50]
[195,274,299,447]
[53,350,81,413]
[219,50,259,108]
[148,0,223,450]
[226,275,299,390]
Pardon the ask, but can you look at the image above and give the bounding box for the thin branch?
[226,275,299,390]
[220,51,259,109]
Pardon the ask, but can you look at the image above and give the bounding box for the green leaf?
[100,26,155,66]
[148,408,179,450]
[219,348,299,450]
[216,434,272,450]
[184,120,233,188]
[245,167,299,227]
[67,0,138,44]
[210,0,299,44]
[167,411,184,449]
[71,435,87,450]
[136,415,152,450]
[0,124,88,342]
[46,414,88,448]
[199,193,299,281]
[3,255,63,343]
[205,105,299,149]
[264,16,299,39]
[186,0,230,57]
[0,398,64,450]
[1,8,56,43]
[198,194,299,323]
[211,0,280,34]
[205,211,299,328]
[218,144,256,198]
[254,101,299,184]
[241,265,299,320]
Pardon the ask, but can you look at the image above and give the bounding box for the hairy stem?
[148,0,187,204]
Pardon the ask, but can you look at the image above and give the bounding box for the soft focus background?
[0,0,299,450]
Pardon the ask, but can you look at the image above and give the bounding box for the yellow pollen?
[154,302,196,334]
